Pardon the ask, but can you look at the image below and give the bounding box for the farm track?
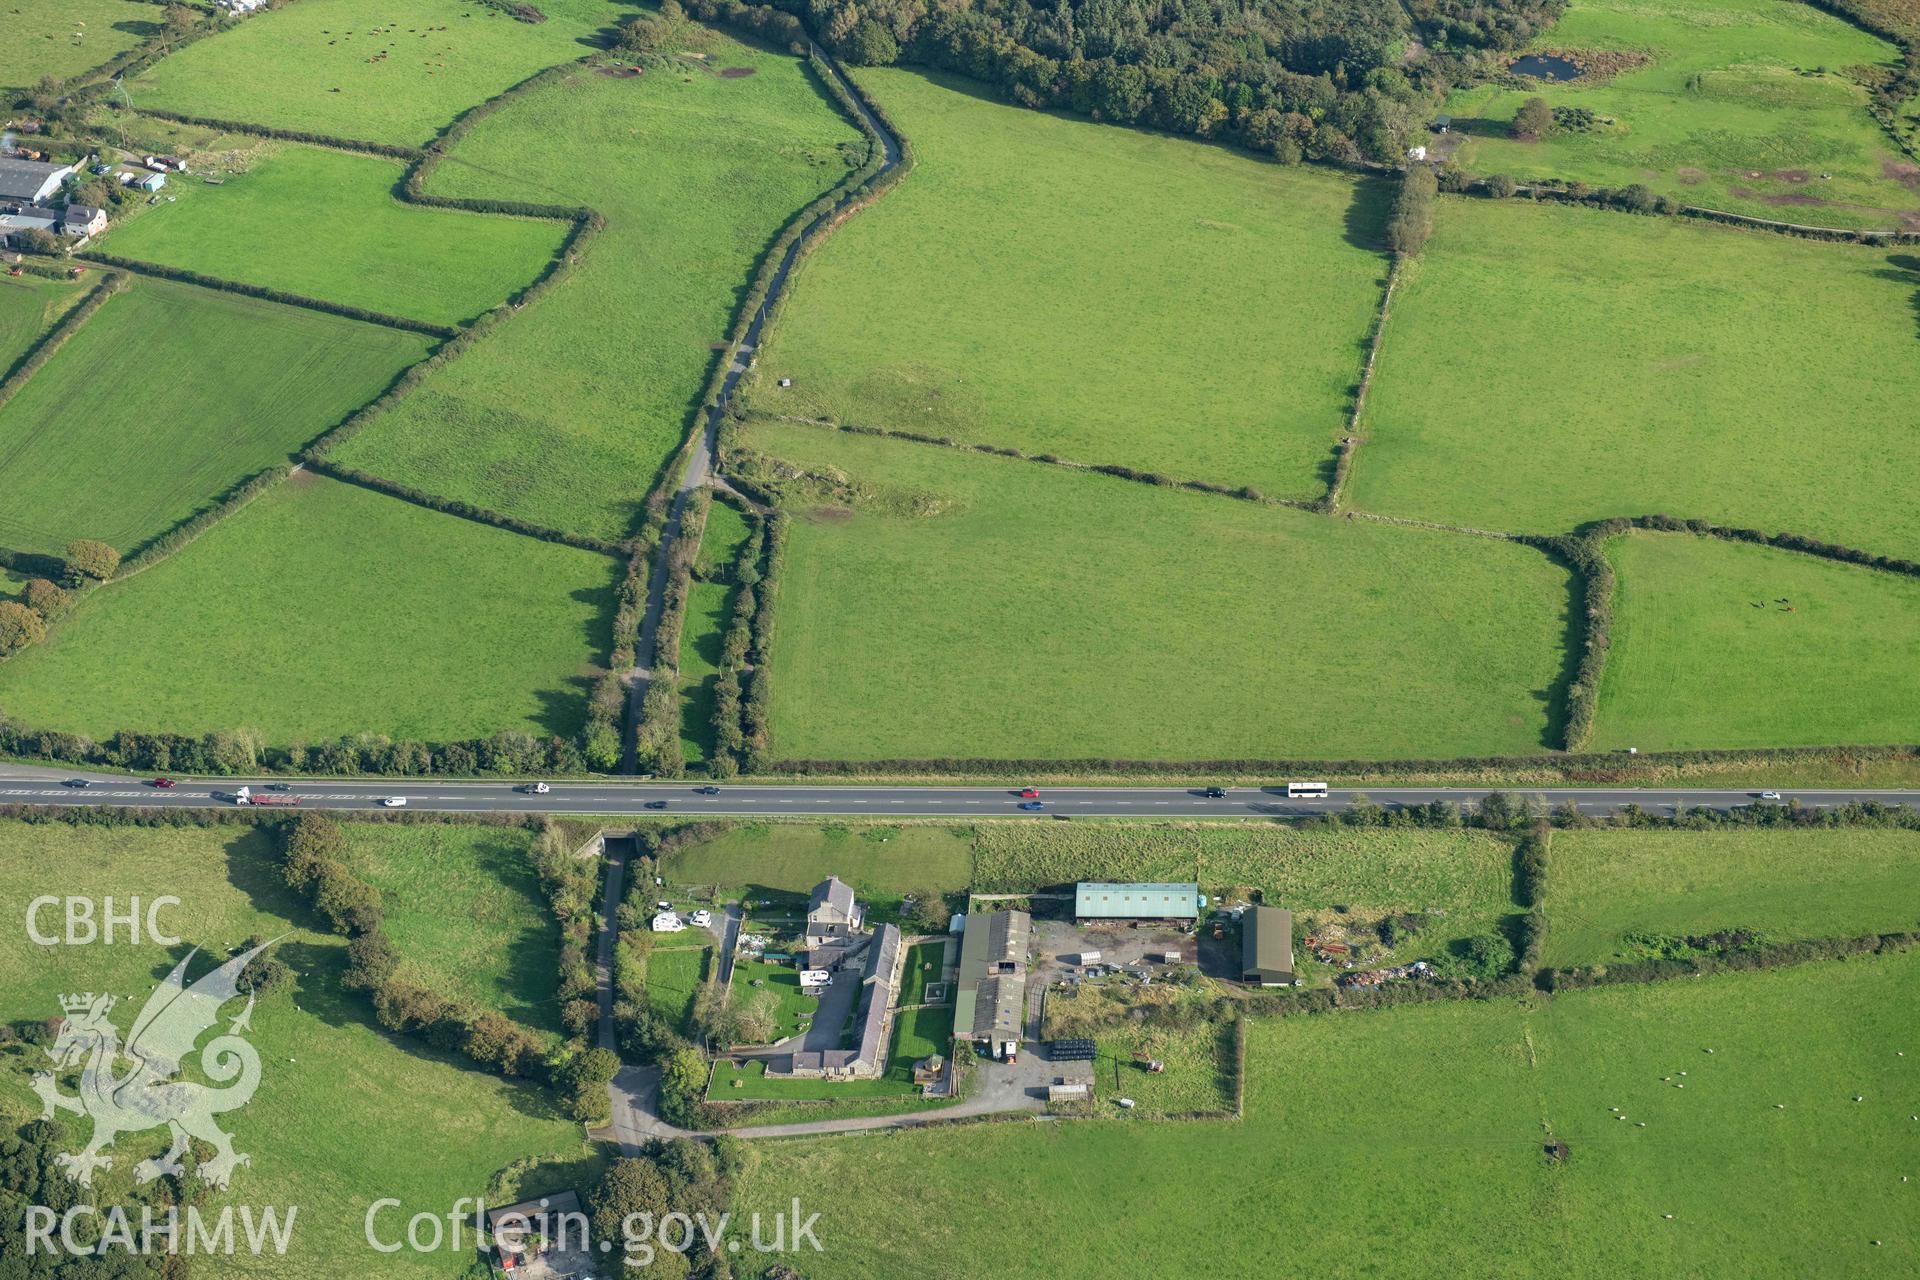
[622,43,904,767]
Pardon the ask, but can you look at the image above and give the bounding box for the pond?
[1510,54,1584,81]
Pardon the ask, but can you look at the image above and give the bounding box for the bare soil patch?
[1884,158,1920,193]
[719,66,756,79]
[598,65,641,79]
[1675,167,1706,186]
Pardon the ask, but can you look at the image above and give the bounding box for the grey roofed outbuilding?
[1242,906,1295,986]
[953,909,1030,1040]
[1074,882,1201,921]
[484,1189,584,1241]
[0,159,76,203]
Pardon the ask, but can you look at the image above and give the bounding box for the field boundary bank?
[625,35,912,772]
[122,107,425,160]
[74,253,458,336]
[1322,256,1400,514]
[743,414,1314,510]
[304,458,631,556]
[1447,182,1920,244]
[0,270,127,417]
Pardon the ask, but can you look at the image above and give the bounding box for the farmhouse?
[62,205,107,238]
[953,909,1031,1044]
[774,922,903,1080]
[1075,882,1202,925]
[804,874,865,968]
[0,158,75,204]
[1241,905,1297,987]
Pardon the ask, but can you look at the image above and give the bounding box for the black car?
[1203,786,1228,799]
[63,778,91,789]
[694,786,720,795]
[644,800,669,810]
[266,783,293,792]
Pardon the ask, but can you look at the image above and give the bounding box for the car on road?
[1018,788,1040,798]
[151,778,177,789]
[1759,790,1783,801]
[63,778,90,789]
[694,785,721,795]
[1018,800,1045,811]
[644,800,668,810]
[266,783,292,792]
[1202,786,1227,798]
[690,909,713,928]
[382,796,408,808]
[522,782,551,795]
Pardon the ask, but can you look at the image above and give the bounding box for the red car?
[1018,788,1040,799]
[151,778,177,788]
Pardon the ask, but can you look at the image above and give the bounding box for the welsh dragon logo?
[32,941,275,1189]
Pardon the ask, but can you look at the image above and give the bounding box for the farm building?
[953,909,1031,1043]
[0,158,75,204]
[62,205,106,237]
[0,206,58,247]
[1074,882,1202,924]
[484,1190,586,1270]
[772,922,904,1081]
[1241,906,1297,987]
[123,171,165,194]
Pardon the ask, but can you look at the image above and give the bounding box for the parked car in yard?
[691,910,713,927]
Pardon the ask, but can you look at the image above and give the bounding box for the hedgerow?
[74,254,456,337]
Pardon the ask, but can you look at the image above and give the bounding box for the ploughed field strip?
[1350,198,1920,556]
[739,421,1572,762]
[1440,0,1918,229]
[1592,531,1920,751]
[740,67,1393,502]
[125,0,630,147]
[0,473,617,744]
[0,820,587,1280]
[101,144,571,328]
[0,277,427,555]
[332,40,866,540]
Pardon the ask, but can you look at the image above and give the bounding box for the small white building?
[650,912,686,933]
[1407,145,1428,162]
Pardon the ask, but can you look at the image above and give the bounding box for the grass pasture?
[0,820,590,1280]
[679,501,756,764]
[1594,532,1920,749]
[742,68,1392,500]
[0,277,427,555]
[0,272,86,375]
[104,145,569,326]
[646,942,714,1038]
[662,821,975,902]
[338,822,562,1034]
[0,474,616,743]
[332,39,864,539]
[126,0,625,146]
[1545,826,1920,965]
[738,950,1920,1278]
[0,0,158,86]
[1440,0,1917,229]
[1352,199,1920,555]
[746,422,1572,761]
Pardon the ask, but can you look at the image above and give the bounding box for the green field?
[898,940,947,1005]
[741,68,1391,499]
[332,39,864,539]
[1352,199,1920,555]
[0,0,158,86]
[746,422,1572,760]
[661,822,976,901]
[339,822,563,1034]
[1440,0,1917,229]
[730,957,816,1041]
[1546,826,1920,964]
[0,277,427,555]
[739,950,1920,1278]
[1594,532,1920,749]
[127,0,624,145]
[103,144,569,326]
[0,474,616,742]
[0,820,590,1280]
[645,942,714,1038]
[0,273,85,375]
[679,501,756,763]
